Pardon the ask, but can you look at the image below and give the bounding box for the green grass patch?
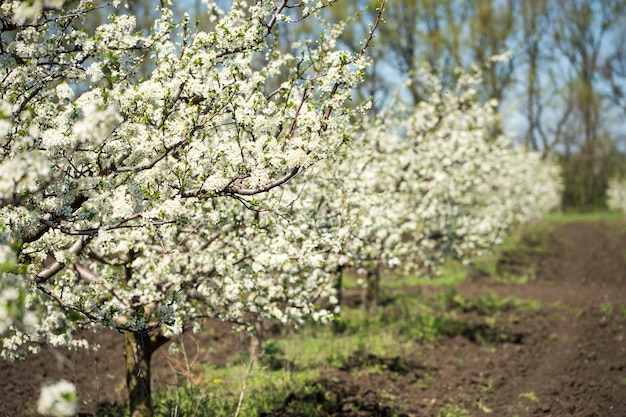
[385,258,469,288]
[269,288,539,375]
[272,291,465,370]
[342,257,469,292]
[450,291,541,315]
[471,220,553,280]
[438,402,472,417]
[601,302,614,315]
[553,301,584,318]
[152,363,322,417]
[546,211,624,223]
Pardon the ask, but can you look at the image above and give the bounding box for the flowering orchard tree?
[484,146,563,225]
[288,120,390,313]
[318,66,563,309]
[388,67,562,271]
[0,0,384,415]
[607,179,626,214]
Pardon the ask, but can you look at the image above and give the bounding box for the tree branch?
[33,236,93,283]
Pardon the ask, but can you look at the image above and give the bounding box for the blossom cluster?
[37,379,77,417]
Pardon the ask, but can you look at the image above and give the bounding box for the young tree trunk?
[249,320,264,365]
[124,331,168,417]
[331,266,344,334]
[363,262,381,314]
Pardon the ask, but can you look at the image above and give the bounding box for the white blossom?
[37,380,77,417]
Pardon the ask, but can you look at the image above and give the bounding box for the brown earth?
[1,220,626,416]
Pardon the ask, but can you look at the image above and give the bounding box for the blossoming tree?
[607,178,626,214]
[316,66,563,311]
[0,0,384,415]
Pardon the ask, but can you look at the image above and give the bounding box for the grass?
[553,300,584,318]
[476,398,493,413]
[153,365,323,417]
[546,211,623,222]
[341,257,468,291]
[449,291,541,315]
[470,220,553,281]
[385,258,469,288]
[276,290,471,364]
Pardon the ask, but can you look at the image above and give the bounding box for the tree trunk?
[249,321,264,365]
[363,263,381,314]
[331,266,344,334]
[124,331,168,417]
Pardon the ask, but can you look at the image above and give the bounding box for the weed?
[476,398,493,413]
[601,302,614,315]
[485,316,497,328]
[438,402,471,417]
[495,269,535,285]
[482,379,495,392]
[415,372,433,390]
[519,391,539,402]
[548,332,563,342]
[553,301,583,318]
[356,363,385,376]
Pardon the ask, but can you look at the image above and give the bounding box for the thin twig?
[234,355,256,417]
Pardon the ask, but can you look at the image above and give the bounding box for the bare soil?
[2,220,626,416]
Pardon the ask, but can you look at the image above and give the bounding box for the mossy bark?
[124,331,168,417]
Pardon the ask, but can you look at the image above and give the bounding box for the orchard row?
[0,1,560,416]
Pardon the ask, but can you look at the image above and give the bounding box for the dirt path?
[311,221,626,417]
[471,220,626,417]
[1,220,626,416]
